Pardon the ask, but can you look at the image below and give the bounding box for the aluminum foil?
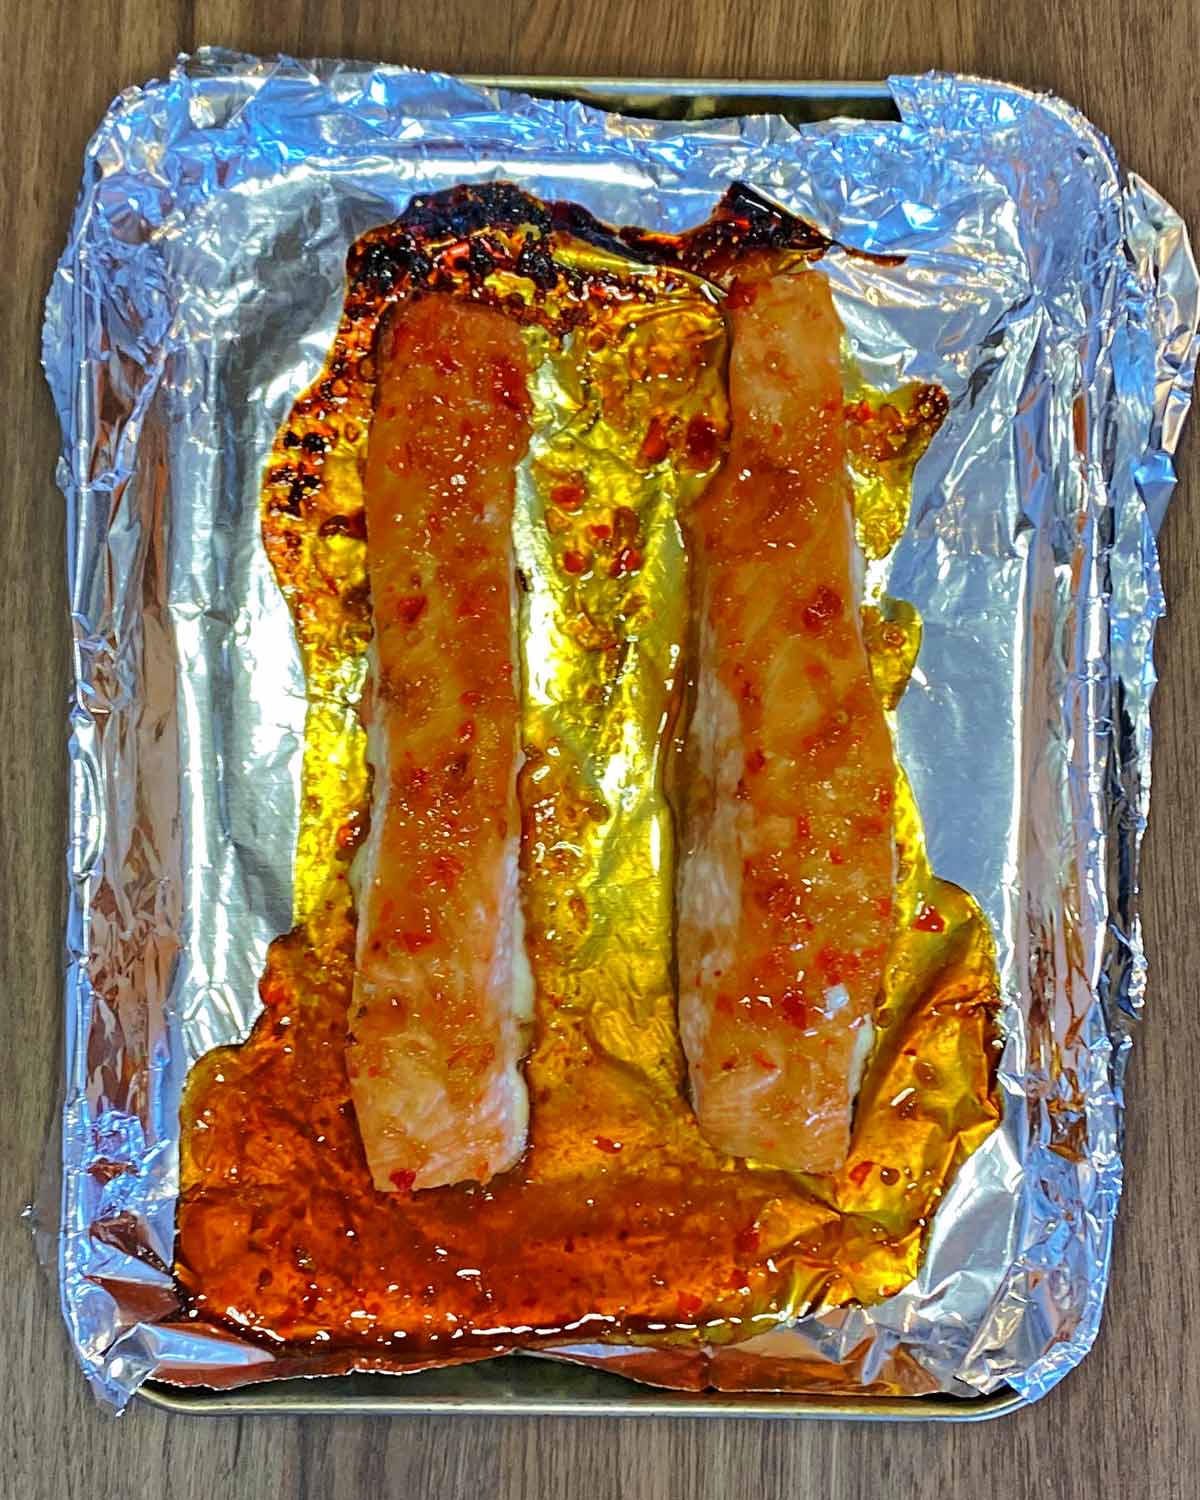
[41,50,1198,1412]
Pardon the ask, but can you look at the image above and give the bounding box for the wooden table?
[3,3,1196,1496]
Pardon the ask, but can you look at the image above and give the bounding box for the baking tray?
[131,74,1024,1423]
[140,1358,1021,1420]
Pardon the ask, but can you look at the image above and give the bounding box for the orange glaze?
[348,295,533,1192]
[173,184,1001,1377]
[676,266,896,1174]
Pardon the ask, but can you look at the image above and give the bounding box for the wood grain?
[3,3,1196,1496]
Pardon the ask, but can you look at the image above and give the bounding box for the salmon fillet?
[348,294,533,1192]
[676,268,896,1175]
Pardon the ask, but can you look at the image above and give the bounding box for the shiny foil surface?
[41,51,1199,1412]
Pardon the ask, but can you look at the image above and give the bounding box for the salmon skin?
[348,294,534,1192]
[676,266,896,1175]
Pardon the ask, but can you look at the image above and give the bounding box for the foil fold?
[41,50,1198,1411]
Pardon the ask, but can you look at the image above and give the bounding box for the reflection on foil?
[42,51,1199,1410]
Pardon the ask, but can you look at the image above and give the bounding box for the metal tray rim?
[139,1374,1027,1422]
[463,75,894,97]
[137,70,1017,1425]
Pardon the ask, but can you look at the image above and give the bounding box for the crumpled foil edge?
[40,52,1199,1412]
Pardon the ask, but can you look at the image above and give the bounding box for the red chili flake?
[876,896,894,919]
[335,815,365,852]
[397,594,427,625]
[401,930,435,953]
[562,549,589,575]
[801,584,844,634]
[551,483,585,511]
[588,522,612,542]
[433,351,462,377]
[720,1055,738,1072]
[745,748,767,774]
[685,414,719,467]
[609,546,642,578]
[389,1169,416,1193]
[752,1049,778,1072]
[828,846,846,866]
[912,904,945,934]
[639,415,671,465]
[460,689,482,708]
[874,783,895,809]
[259,974,291,1009]
[734,1227,760,1256]
[594,1136,622,1154]
[725,278,757,310]
[675,1292,704,1319]
[848,1160,874,1188]
[458,719,476,744]
[795,814,812,842]
[780,991,808,1028]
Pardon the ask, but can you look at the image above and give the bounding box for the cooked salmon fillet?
[676,267,896,1175]
[348,294,533,1192]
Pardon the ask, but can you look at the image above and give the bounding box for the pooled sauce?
[173,184,998,1377]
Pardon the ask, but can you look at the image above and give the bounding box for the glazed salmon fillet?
[348,294,534,1192]
[676,267,896,1175]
